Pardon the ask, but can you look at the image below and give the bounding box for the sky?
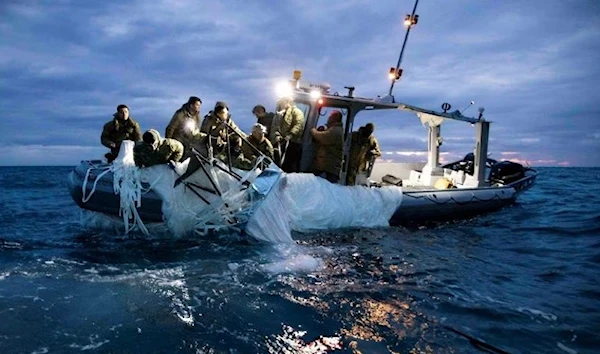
[1,0,599,167]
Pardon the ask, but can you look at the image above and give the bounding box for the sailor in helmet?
[133,129,184,168]
[242,123,275,161]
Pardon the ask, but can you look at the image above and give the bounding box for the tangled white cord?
[189,160,263,236]
[111,141,148,235]
[81,141,149,235]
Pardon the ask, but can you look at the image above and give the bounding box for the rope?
[81,141,150,236]
[81,166,112,203]
[112,153,148,236]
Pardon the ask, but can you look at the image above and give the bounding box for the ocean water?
[0,166,598,354]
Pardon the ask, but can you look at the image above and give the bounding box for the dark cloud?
[0,0,598,166]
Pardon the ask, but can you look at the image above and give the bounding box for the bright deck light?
[275,81,293,98]
[185,120,196,132]
[310,90,321,99]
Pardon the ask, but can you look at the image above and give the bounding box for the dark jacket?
[101,116,142,155]
[257,112,275,139]
[310,122,344,176]
[133,129,184,167]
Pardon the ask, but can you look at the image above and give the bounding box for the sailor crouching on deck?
[133,129,184,168]
[101,104,142,163]
[310,111,344,183]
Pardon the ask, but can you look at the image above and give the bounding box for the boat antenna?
[388,0,420,99]
[461,101,475,114]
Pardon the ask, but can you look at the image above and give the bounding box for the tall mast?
[388,0,420,99]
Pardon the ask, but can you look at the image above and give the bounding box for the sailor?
[310,110,344,183]
[101,104,142,163]
[200,101,246,157]
[213,134,256,170]
[252,104,276,141]
[165,96,207,156]
[347,122,381,185]
[242,123,275,161]
[133,129,184,167]
[272,97,305,172]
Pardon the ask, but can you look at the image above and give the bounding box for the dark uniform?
[101,115,142,162]
[257,112,276,140]
[133,129,184,168]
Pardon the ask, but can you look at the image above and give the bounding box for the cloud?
[1,0,599,167]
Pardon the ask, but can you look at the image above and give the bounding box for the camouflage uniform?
[273,106,305,172]
[347,130,381,185]
[165,105,206,153]
[273,106,304,144]
[200,110,246,156]
[242,135,275,161]
[215,144,255,170]
[133,129,184,168]
[101,115,142,161]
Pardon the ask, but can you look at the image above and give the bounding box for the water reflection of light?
[270,246,433,352]
[340,298,417,342]
[266,324,342,354]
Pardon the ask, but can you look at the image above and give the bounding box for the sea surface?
[0,166,598,354]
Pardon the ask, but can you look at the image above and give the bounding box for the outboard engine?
[488,161,526,184]
[442,153,497,175]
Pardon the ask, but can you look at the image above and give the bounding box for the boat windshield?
[295,102,310,119]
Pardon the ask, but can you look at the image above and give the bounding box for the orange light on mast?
[388,67,403,80]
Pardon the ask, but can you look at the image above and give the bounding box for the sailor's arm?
[101,122,115,148]
[369,137,382,158]
[131,120,142,141]
[287,108,305,140]
[165,113,182,139]
[264,140,275,159]
[310,127,335,145]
